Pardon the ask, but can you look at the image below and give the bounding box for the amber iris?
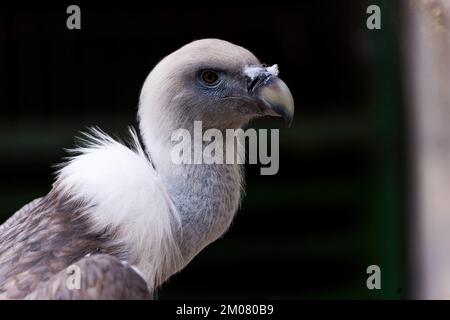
[201,70,219,85]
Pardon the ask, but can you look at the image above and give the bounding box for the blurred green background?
[0,0,407,298]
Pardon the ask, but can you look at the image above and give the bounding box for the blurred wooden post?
[405,0,450,299]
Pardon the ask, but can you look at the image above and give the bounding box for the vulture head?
[138,39,294,142]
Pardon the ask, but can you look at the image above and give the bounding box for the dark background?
[0,1,407,299]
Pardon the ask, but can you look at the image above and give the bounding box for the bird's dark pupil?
[203,71,217,84]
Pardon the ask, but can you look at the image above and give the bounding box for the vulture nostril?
[247,73,274,92]
[248,76,263,92]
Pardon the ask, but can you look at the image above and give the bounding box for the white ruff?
[55,128,183,292]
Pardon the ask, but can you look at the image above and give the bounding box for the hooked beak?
[257,77,295,127]
[247,68,295,127]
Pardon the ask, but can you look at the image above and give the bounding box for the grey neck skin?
[147,131,244,267]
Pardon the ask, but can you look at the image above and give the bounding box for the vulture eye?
[200,70,220,86]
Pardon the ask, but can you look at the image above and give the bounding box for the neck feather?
[56,128,182,292]
[56,127,243,291]
[142,127,244,264]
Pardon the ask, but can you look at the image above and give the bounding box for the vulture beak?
[247,70,295,127]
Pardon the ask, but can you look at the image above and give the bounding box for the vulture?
[0,39,294,299]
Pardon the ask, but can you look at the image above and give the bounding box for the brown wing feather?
[0,188,132,299]
[28,254,151,300]
[0,198,42,235]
